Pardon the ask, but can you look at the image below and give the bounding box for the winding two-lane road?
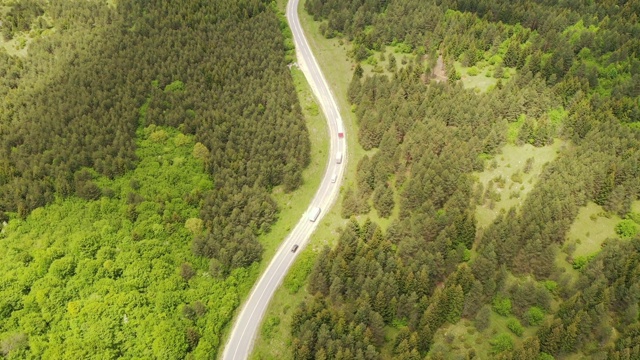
[221,0,346,358]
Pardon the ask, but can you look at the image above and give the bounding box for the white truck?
[308,207,321,222]
[335,151,343,164]
[337,121,344,139]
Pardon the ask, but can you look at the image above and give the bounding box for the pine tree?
[446,285,464,324]
[387,54,397,72]
[474,305,492,331]
[348,74,362,104]
[373,183,395,218]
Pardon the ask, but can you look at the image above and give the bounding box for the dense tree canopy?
[0,128,250,359]
[0,0,309,270]
[292,0,640,358]
[0,0,309,357]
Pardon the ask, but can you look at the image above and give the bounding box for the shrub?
[507,318,524,336]
[164,80,184,92]
[490,333,513,354]
[572,256,587,270]
[511,171,523,184]
[525,306,545,326]
[543,280,558,293]
[261,316,281,339]
[365,55,378,66]
[492,296,512,316]
[284,250,316,294]
[523,157,534,174]
[615,219,639,239]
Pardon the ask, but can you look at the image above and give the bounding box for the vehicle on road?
[308,207,321,222]
[337,121,344,139]
[291,244,299,252]
[331,173,337,183]
[336,151,343,164]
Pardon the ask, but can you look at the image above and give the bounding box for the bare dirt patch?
[432,54,447,83]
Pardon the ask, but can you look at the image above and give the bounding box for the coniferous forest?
[0,0,309,358]
[290,0,640,359]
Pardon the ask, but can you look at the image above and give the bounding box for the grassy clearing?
[474,141,565,229]
[429,315,539,359]
[429,272,555,358]
[430,321,486,358]
[564,202,622,258]
[1,32,31,56]
[361,44,415,78]
[0,4,53,57]
[379,326,402,358]
[556,202,626,284]
[454,61,516,92]
[274,0,287,12]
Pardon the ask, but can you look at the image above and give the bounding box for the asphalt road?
[221,0,346,358]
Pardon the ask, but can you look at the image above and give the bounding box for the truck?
[336,151,343,164]
[337,121,344,139]
[308,207,321,222]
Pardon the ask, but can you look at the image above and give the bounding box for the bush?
[284,250,316,294]
[511,171,523,184]
[490,333,513,354]
[261,316,280,339]
[164,80,184,92]
[572,255,587,269]
[523,157,534,174]
[542,280,558,293]
[467,66,480,76]
[395,42,412,54]
[615,219,639,238]
[507,318,524,336]
[492,296,512,316]
[365,56,378,66]
[525,306,545,326]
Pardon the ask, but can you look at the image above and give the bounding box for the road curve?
[221,0,346,358]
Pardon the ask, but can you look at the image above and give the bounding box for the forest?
[0,0,309,358]
[290,0,640,359]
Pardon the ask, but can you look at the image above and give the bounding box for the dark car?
[291,244,299,253]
